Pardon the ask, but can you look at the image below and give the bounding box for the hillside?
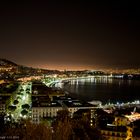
[0,58,17,67]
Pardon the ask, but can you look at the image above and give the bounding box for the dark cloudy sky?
[0,1,140,70]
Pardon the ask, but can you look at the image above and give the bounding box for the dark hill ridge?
[0,58,53,72]
[0,58,17,67]
[0,58,56,77]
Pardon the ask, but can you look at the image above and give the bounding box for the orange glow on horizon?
[29,64,101,71]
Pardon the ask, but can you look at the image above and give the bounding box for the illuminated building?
[100,113,140,139]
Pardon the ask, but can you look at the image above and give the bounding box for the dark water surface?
[59,78,140,104]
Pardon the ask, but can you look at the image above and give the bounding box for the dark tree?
[21,110,28,116]
[13,100,19,105]
[22,104,30,109]
[8,106,16,112]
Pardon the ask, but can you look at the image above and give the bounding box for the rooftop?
[125,112,140,122]
[62,100,95,108]
[53,96,78,101]
[32,96,62,107]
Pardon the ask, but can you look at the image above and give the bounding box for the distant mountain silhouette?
[0,58,53,76]
[0,58,17,67]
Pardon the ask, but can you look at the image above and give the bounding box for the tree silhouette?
[21,110,28,116]
[56,109,70,121]
[8,106,16,112]
[2,109,103,140]
[13,100,19,105]
[22,104,30,109]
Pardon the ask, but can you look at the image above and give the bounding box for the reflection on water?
[69,77,114,85]
[60,78,140,104]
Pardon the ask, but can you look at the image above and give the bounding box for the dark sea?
[58,78,140,104]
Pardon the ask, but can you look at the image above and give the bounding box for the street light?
[23,96,26,100]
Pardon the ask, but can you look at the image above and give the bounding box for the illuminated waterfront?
[58,78,140,104]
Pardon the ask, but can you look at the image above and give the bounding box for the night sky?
[0,1,140,70]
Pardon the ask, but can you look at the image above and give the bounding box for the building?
[62,100,96,117]
[32,96,63,124]
[100,126,128,140]
[31,95,96,124]
[100,111,140,139]
[0,95,10,114]
[53,95,97,117]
